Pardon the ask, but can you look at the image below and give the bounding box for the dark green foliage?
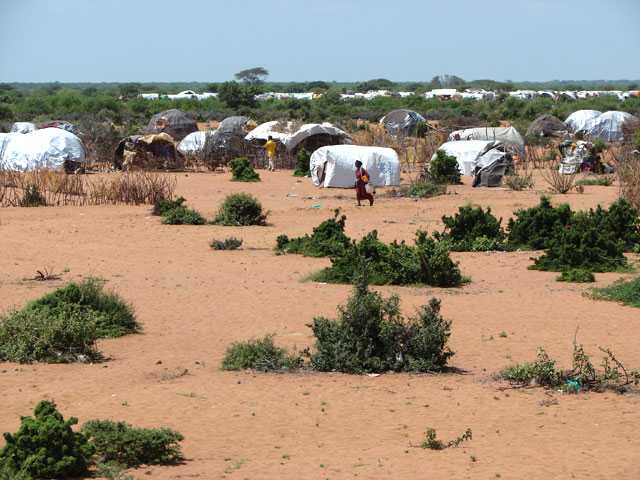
[153,196,206,225]
[312,230,463,287]
[590,277,640,307]
[309,264,454,373]
[221,335,302,371]
[213,193,267,226]
[82,420,184,467]
[210,237,243,250]
[427,150,462,185]
[434,205,505,251]
[405,179,446,198]
[585,198,640,250]
[557,268,595,283]
[507,196,573,250]
[0,401,94,479]
[19,184,47,207]
[575,176,614,187]
[153,196,185,216]
[421,428,472,450]
[500,348,563,387]
[293,149,311,177]
[229,157,260,182]
[276,209,350,257]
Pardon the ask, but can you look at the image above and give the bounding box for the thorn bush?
[434,204,505,251]
[213,193,268,226]
[210,237,243,250]
[221,335,302,372]
[293,149,310,177]
[19,184,47,207]
[556,268,595,283]
[276,209,350,257]
[427,150,462,185]
[507,196,573,250]
[421,428,472,450]
[229,157,260,182]
[153,196,206,225]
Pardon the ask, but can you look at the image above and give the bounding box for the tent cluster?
[564,110,639,142]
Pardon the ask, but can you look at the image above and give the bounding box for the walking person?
[264,135,277,171]
[354,160,374,206]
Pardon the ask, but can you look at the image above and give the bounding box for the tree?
[119,83,141,99]
[430,75,466,89]
[356,78,395,93]
[234,67,269,84]
[218,81,257,108]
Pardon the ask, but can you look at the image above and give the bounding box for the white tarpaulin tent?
[10,122,37,134]
[448,126,524,155]
[245,121,350,151]
[310,145,400,188]
[435,140,505,176]
[564,110,602,133]
[177,130,210,154]
[587,111,638,142]
[0,128,86,171]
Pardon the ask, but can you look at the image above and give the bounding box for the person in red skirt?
[354,160,374,206]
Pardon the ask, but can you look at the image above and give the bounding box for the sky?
[1,0,640,83]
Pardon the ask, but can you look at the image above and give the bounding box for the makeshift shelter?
[310,145,400,188]
[38,120,79,135]
[564,110,602,133]
[435,140,511,184]
[245,121,350,153]
[177,130,210,154]
[201,116,255,163]
[526,115,568,138]
[10,122,37,134]
[448,126,524,156]
[0,128,86,172]
[587,111,639,142]
[144,109,197,141]
[114,133,183,170]
[379,109,426,136]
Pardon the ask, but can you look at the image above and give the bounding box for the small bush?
[421,428,472,450]
[229,157,260,182]
[0,401,94,479]
[310,263,454,374]
[504,173,534,191]
[405,179,447,198]
[434,205,505,251]
[427,150,462,185]
[19,184,47,207]
[542,167,576,194]
[213,193,267,226]
[590,277,640,308]
[499,348,563,387]
[82,420,184,467]
[293,149,310,177]
[557,268,595,283]
[575,176,614,187]
[161,206,206,225]
[276,209,350,257]
[210,237,243,250]
[221,335,301,371]
[311,230,463,287]
[152,196,185,216]
[507,196,573,250]
[586,198,640,251]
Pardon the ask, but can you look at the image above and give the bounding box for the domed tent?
[526,115,567,138]
[178,130,210,154]
[380,109,426,136]
[310,145,400,188]
[435,140,510,180]
[565,110,601,133]
[245,121,350,154]
[448,126,524,157]
[144,109,198,141]
[587,111,639,142]
[0,128,86,172]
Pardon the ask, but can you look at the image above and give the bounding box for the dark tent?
[526,115,567,138]
[380,109,426,136]
[144,109,198,141]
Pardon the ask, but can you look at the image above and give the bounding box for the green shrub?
[575,176,614,187]
[0,401,94,479]
[161,206,206,225]
[94,461,133,480]
[229,157,260,182]
[499,348,563,387]
[311,230,463,287]
[434,205,505,251]
[210,237,243,250]
[507,196,573,250]
[152,196,185,216]
[276,209,350,257]
[19,184,47,207]
[221,335,301,371]
[557,268,595,283]
[405,179,446,198]
[293,149,310,177]
[213,193,267,226]
[421,428,472,450]
[82,420,184,468]
[585,198,640,250]
[427,150,462,185]
[310,263,454,373]
[590,277,640,307]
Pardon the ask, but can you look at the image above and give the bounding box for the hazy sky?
[2,0,639,83]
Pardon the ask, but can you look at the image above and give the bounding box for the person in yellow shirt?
[264,135,277,171]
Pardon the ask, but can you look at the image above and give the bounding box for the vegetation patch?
[81,420,184,467]
[276,209,350,257]
[507,196,573,250]
[309,263,454,373]
[213,193,268,226]
[421,428,472,450]
[434,205,505,251]
[556,268,595,283]
[153,196,207,225]
[426,150,462,185]
[221,335,301,372]
[575,176,614,187]
[19,184,47,207]
[210,237,243,250]
[293,149,310,177]
[311,230,464,287]
[589,276,640,308]
[229,157,260,182]
[402,179,447,199]
[504,173,534,191]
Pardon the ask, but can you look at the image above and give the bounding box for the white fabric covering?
[10,122,37,134]
[564,110,602,133]
[245,121,350,151]
[310,145,400,188]
[587,111,637,142]
[448,126,524,154]
[177,130,210,154]
[435,140,499,176]
[0,128,85,171]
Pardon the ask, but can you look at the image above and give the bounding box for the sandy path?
[0,171,638,479]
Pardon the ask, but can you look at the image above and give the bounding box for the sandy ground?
[0,171,639,480]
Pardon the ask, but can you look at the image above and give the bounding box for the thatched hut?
[144,109,197,141]
[526,115,568,138]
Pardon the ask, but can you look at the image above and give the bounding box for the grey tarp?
[526,115,567,138]
[448,126,525,157]
[380,109,426,136]
[144,109,198,141]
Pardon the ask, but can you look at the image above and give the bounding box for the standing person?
[264,135,277,171]
[354,160,374,206]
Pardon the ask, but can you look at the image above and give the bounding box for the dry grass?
[614,146,640,210]
[0,170,176,207]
